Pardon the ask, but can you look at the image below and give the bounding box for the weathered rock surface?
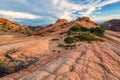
[39,17,99,35]
[0,41,117,80]
[0,17,119,80]
[15,42,119,80]
[39,19,68,35]
[71,17,99,28]
[0,30,120,80]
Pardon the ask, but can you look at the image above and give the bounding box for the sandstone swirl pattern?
[18,42,120,80]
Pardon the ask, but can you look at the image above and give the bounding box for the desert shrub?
[74,33,97,41]
[15,61,25,71]
[26,32,31,36]
[74,32,104,42]
[58,51,61,53]
[0,59,4,67]
[67,30,73,35]
[64,26,105,43]
[69,26,80,32]
[64,37,75,44]
[47,30,54,33]
[69,26,105,37]
[97,38,105,42]
[58,43,65,47]
[7,27,11,30]
[53,50,56,52]
[60,32,67,35]
[90,27,105,37]
[51,38,59,41]
[80,27,90,32]
[0,66,9,74]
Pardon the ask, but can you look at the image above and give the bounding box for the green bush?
[26,32,31,36]
[90,27,105,37]
[64,26,105,43]
[64,37,75,44]
[0,59,4,67]
[74,33,97,41]
[67,30,73,35]
[60,32,67,35]
[80,27,90,32]
[68,26,105,37]
[64,33,104,44]
[58,43,65,47]
[47,30,54,33]
[69,26,80,32]
[51,38,59,41]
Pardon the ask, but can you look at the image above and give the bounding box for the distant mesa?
[102,19,120,32]
[27,25,43,32]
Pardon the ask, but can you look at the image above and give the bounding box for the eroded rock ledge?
[16,42,120,80]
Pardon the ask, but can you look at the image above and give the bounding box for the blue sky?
[0,0,120,25]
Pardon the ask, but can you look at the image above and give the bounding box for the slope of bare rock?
[69,17,99,29]
[104,42,120,56]
[105,30,120,38]
[105,34,120,43]
[0,30,119,80]
[104,30,120,48]
[39,19,68,35]
[14,42,120,80]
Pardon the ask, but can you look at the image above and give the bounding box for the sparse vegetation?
[63,26,105,44]
[47,30,54,33]
[60,32,67,35]
[67,26,105,37]
[90,27,105,37]
[80,27,90,32]
[51,38,59,41]
[0,59,4,67]
[64,37,75,44]
[69,26,81,32]
[58,43,65,47]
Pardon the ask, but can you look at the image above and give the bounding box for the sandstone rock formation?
[0,17,120,80]
[39,17,99,35]
[3,42,118,80]
[0,30,120,80]
[39,19,68,35]
[0,18,32,34]
[70,17,99,28]
[102,19,120,32]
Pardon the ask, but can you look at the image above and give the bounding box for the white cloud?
[51,0,120,20]
[96,0,120,7]
[0,0,119,24]
[0,10,41,20]
[51,0,84,20]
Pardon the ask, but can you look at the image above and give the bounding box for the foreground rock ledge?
[1,42,120,80]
